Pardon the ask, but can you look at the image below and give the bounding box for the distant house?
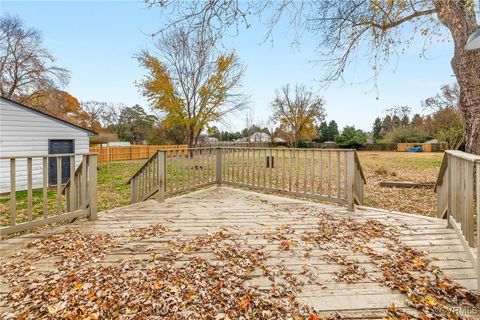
[204,136,219,143]
[101,141,132,147]
[249,132,270,142]
[0,97,96,193]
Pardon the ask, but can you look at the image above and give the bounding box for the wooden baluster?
[328,151,332,197]
[188,150,191,189]
[57,157,62,214]
[263,149,267,189]
[157,151,165,202]
[252,149,256,186]
[319,151,323,195]
[216,148,222,186]
[242,148,245,184]
[465,160,474,246]
[311,150,315,194]
[88,155,97,220]
[69,156,75,211]
[176,151,179,192]
[230,148,236,182]
[346,151,355,211]
[257,149,261,186]
[246,149,250,185]
[344,152,348,200]
[289,149,292,191]
[170,154,174,193]
[27,157,33,221]
[336,151,341,199]
[282,149,286,190]
[269,148,273,189]
[447,154,453,227]
[181,150,185,190]
[276,148,279,190]
[43,157,48,218]
[82,155,87,208]
[303,149,307,193]
[296,149,300,193]
[9,158,16,225]
[131,177,137,203]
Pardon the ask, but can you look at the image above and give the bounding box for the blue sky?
[2,1,455,132]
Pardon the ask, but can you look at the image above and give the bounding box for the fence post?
[346,151,355,212]
[157,151,166,202]
[216,148,222,186]
[88,154,98,220]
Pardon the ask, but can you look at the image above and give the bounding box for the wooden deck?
[1,186,478,318]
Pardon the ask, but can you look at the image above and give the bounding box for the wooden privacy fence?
[90,145,188,163]
[127,147,366,211]
[0,153,97,236]
[435,150,479,289]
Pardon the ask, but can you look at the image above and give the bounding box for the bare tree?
[271,83,325,147]
[146,0,480,154]
[423,83,465,149]
[0,15,69,102]
[422,83,460,111]
[137,26,247,148]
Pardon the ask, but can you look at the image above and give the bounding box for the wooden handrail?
[126,151,162,185]
[434,152,448,192]
[61,160,83,193]
[0,152,95,160]
[353,151,366,183]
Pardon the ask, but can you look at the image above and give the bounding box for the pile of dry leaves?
[1,202,479,319]
[0,226,335,319]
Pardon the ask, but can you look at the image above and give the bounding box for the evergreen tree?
[317,121,328,142]
[325,120,339,141]
[372,117,383,142]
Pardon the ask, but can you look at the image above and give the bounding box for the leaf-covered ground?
[357,152,443,217]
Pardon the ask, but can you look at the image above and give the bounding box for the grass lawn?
[1,150,443,226]
[357,151,442,216]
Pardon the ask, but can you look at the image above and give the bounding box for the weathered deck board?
[0,186,477,318]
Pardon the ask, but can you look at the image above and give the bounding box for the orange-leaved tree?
[137,27,247,148]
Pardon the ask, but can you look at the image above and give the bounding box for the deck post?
[216,148,222,186]
[346,151,355,212]
[447,154,453,228]
[157,151,166,202]
[476,160,480,291]
[88,154,97,220]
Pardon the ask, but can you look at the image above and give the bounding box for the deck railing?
[0,153,97,236]
[127,147,365,211]
[220,148,365,210]
[435,150,479,288]
[127,148,217,202]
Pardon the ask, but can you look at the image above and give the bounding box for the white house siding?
[0,99,90,193]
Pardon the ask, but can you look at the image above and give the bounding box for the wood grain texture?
[1,186,477,317]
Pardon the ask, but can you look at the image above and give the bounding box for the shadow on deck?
[0,187,478,319]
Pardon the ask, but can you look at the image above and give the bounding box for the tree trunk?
[434,0,480,154]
